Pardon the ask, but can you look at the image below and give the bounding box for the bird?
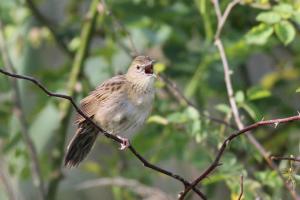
[64,55,156,167]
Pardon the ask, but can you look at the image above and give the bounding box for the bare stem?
[179,1,300,199]
[271,156,300,163]
[238,175,244,200]
[179,114,300,199]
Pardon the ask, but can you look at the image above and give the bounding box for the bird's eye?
[136,65,141,70]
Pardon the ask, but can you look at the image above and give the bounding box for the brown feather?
[64,119,99,167]
[75,75,127,124]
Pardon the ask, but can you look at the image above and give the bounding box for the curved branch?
[179,114,300,199]
[238,175,244,200]
[179,0,300,199]
[0,69,206,200]
[271,156,300,163]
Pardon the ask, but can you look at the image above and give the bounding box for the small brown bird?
[64,55,156,167]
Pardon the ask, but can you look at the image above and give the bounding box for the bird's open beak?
[144,64,153,75]
[144,60,156,75]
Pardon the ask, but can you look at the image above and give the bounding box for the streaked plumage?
[65,56,156,167]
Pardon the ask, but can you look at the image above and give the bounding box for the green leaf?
[147,115,168,125]
[245,23,273,45]
[256,11,281,24]
[240,102,262,121]
[215,104,231,114]
[274,20,296,45]
[273,3,293,19]
[292,12,300,24]
[296,87,300,93]
[247,87,271,100]
[255,171,283,188]
[154,62,166,73]
[235,91,245,103]
[184,106,200,120]
[167,112,187,123]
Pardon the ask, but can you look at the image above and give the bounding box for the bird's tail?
[64,121,98,167]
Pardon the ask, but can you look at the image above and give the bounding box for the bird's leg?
[117,135,130,150]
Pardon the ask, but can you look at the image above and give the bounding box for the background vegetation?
[0,0,300,199]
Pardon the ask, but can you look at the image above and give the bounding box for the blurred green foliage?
[1,0,300,199]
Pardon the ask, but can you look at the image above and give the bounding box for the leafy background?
[0,0,300,199]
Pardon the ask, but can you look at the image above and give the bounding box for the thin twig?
[238,175,244,200]
[212,1,299,199]
[271,156,300,163]
[178,114,300,199]
[214,0,241,39]
[179,1,300,198]
[0,21,45,200]
[0,69,206,200]
[179,1,300,199]
[216,37,299,200]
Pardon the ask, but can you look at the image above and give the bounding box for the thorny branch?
[0,69,206,200]
[271,156,300,163]
[179,114,300,199]
[212,1,299,199]
[179,0,300,199]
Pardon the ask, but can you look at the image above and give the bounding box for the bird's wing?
[75,75,128,124]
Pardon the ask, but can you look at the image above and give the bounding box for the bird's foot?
[117,136,130,150]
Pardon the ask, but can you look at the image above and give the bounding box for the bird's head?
[126,55,156,89]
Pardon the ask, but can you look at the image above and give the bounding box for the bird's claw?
[117,136,130,150]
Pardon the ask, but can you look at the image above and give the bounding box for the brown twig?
[0,69,206,200]
[238,175,244,200]
[179,114,300,199]
[178,1,300,199]
[179,1,300,198]
[211,1,299,199]
[0,21,45,200]
[271,156,300,163]
[214,0,241,39]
